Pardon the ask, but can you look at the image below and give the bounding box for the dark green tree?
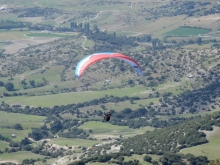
[50,120,63,134]
[0,81,4,86]
[29,80,35,87]
[5,82,14,91]
[13,123,23,130]
[144,155,152,162]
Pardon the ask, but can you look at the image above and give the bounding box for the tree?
[4,148,9,153]
[24,145,32,151]
[29,80,35,87]
[93,24,98,31]
[20,137,32,146]
[187,39,194,44]
[152,161,159,165]
[196,37,202,44]
[100,105,105,110]
[28,127,49,141]
[9,141,19,147]
[0,81,4,86]
[144,155,152,162]
[13,123,23,130]
[5,82,14,91]
[129,99,134,104]
[50,120,63,134]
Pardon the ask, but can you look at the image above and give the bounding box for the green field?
[26,33,69,38]
[165,27,211,36]
[181,138,220,160]
[84,39,95,48]
[0,111,46,128]
[0,151,45,163]
[0,141,8,149]
[0,111,46,141]
[79,121,155,138]
[160,109,220,120]
[0,128,32,142]
[26,66,65,83]
[0,86,146,107]
[180,126,220,160]
[52,138,99,148]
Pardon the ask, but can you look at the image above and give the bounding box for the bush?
[5,82,14,91]
[144,155,152,162]
[13,124,23,130]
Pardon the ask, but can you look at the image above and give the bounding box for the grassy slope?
[0,1,219,163]
[0,111,45,141]
[0,128,31,142]
[0,151,45,163]
[166,27,211,36]
[0,141,8,150]
[180,126,220,160]
[26,33,69,38]
[0,86,145,107]
[79,121,155,138]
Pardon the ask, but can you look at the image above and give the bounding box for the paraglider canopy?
[75,52,142,77]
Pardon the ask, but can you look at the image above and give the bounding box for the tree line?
[0,20,26,30]
[120,111,220,155]
[68,152,209,165]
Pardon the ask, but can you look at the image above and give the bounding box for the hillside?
[121,112,220,154]
[0,0,220,103]
[69,112,220,165]
[0,0,220,164]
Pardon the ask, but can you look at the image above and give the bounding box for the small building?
[0,6,7,10]
[188,74,194,78]
[11,134,16,138]
[0,5,8,10]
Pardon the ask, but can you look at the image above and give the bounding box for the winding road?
[82,35,89,50]
[82,11,104,23]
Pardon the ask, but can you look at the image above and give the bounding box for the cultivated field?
[0,0,218,39]
[0,30,28,40]
[166,27,211,36]
[0,30,76,54]
[26,33,69,38]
